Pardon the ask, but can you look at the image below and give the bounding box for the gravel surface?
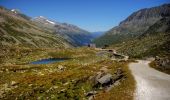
[129,60,170,100]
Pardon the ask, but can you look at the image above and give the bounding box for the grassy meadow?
[0,46,135,100]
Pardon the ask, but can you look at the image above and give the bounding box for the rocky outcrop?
[87,67,125,99]
[155,56,170,69]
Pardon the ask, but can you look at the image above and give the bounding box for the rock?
[5,69,9,72]
[11,81,18,86]
[60,89,66,93]
[71,79,75,82]
[53,86,58,89]
[115,68,123,75]
[99,87,103,90]
[63,82,69,86]
[97,73,113,86]
[105,84,114,92]
[88,96,95,100]
[28,84,33,87]
[89,76,95,80]
[95,72,102,83]
[113,69,124,82]
[155,57,170,69]
[155,56,160,61]
[86,91,97,97]
[38,72,44,75]
[114,81,120,86]
[124,56,129,60]
[58,65,65,70]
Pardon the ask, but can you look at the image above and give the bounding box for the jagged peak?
[33,16,56,25]
[120,3,170,25]
[11,9,20,14]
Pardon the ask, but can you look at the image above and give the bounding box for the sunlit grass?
[0,46,135,99]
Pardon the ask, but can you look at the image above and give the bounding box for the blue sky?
[0,0,170,32]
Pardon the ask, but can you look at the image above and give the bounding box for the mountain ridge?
[0,6,72,48]
[94,4,170,47]
[32,16,93,46]
[114,16,170,58]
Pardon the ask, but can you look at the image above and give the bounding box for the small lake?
[30,58,70,64]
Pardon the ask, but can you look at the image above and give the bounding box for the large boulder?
[97,73,113,86]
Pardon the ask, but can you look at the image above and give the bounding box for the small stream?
[30,58,70,64]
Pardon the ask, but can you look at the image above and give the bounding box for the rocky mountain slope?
[0,7,71,48]
[94,4,170,47]
[115,16,170,58]
[32,16,93,46]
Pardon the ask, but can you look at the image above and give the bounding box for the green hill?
[114,17,170,58]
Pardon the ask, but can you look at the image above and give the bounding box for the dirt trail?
[129,60,170,100]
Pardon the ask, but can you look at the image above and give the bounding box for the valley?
[0,2,170,100]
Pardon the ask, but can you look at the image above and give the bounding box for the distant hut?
[88,43,96,48]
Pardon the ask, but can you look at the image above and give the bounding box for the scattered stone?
[28,84,33,87]
[60,89,66,93]
[58,65,65,70]
[86,91,97,97]
[53,86,58,89]
[89,76,95,80]
[71,79,75,82]
[5,69,9,72]
[155,57,170,69]
[115,68,123,75]
[106,84,114,92]
[11,81,18,86]
[38,72,44,75]
[99,87,103,90]
[63,82,69,86]
[88,96,95,100]
[97,73,113,86]
[94,72,102,83]
[114,81,120,86]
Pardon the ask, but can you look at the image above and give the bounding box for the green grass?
[0,47,135,100]
[149,61,170,75]
[111,33,169,58]
[0,12,70,48]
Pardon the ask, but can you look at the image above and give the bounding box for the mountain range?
[0,6,93,49]
[94,4,170,47]
[93,4,170,58]
[0,4,170,59]
[0,7,72,48]
[32,16,93,46]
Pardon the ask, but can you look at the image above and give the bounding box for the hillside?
[0,7,71,48]
[94,4,170,47]
[32,16,93,46]
[114,17,170,58]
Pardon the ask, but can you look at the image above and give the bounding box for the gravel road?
[129,60,170,100]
